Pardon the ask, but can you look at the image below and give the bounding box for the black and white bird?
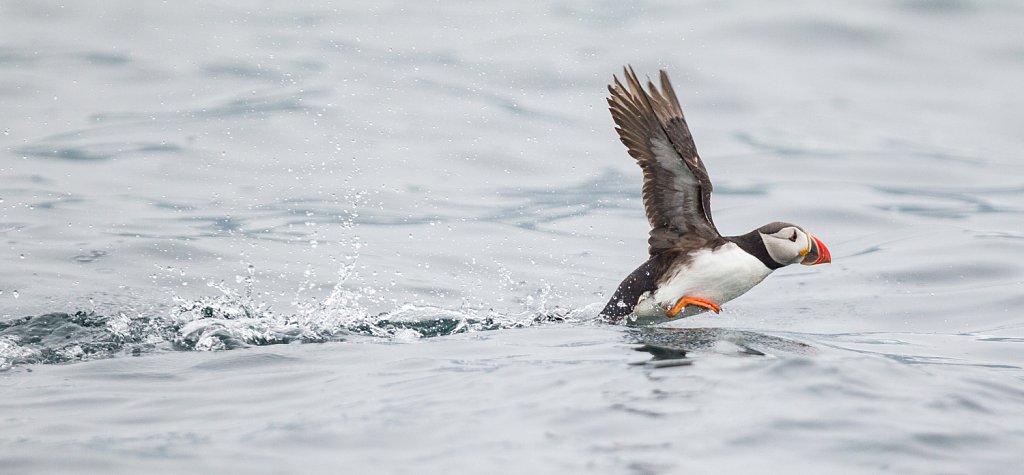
[600,67,831,325]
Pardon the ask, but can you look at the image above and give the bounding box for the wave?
[0,262,592,370]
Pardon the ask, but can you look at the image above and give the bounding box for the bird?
[600,66,831,325]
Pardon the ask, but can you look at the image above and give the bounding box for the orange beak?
[800,234,831,266]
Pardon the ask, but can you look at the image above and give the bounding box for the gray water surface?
[2,1,1024,473]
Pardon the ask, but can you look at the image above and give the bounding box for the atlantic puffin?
[600,67,831,325]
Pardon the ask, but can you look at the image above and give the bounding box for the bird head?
[757,222,831,267]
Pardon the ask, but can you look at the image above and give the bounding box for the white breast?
[647,243,773,314]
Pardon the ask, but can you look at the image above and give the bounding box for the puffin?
[600,67,831,325]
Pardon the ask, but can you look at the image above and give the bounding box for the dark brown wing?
[607,66,719,254]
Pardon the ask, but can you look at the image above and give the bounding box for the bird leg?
[665,296,721,318]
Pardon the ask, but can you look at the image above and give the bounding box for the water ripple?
[17,142,182,161]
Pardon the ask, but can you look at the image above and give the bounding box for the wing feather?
[607,66,719,254]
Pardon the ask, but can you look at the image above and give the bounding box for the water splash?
[0,192,591,369]
[0,263,590,369]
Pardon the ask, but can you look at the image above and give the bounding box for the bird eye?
[789,231,798,242]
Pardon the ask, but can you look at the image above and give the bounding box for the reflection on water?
[629,327,814,368]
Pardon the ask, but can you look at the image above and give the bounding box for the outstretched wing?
[607,66,719,254]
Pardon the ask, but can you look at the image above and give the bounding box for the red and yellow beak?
[800,234,831,266]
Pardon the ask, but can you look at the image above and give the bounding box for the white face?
[760,226,812,266]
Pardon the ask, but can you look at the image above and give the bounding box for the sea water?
[2,1,1024,473]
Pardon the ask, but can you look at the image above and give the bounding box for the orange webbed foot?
[665,296,722,318]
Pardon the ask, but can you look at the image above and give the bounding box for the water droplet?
[1,128,9,136]
[12,290,19,299]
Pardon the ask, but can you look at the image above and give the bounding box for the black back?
[600,253,677,321]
